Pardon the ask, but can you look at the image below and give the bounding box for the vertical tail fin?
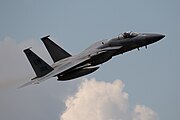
[24,48,53,77]
[41,35,71,63]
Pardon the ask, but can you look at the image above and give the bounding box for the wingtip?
[18,80,34,89]
[18,84,26,89]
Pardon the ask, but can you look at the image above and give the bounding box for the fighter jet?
[19,31,165,88]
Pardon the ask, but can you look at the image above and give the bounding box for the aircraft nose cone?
[154,34,165,40]
[145,33,165,43]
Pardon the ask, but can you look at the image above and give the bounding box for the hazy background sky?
[0,0,179,120]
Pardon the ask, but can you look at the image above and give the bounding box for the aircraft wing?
[18,55,90,88]
[19,45,122,88]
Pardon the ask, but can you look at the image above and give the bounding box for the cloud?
[60,78,158,120]
[0,37,51,90]
[132,105,158,120]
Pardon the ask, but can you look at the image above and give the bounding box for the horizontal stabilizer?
[24,48,53,77]
[41,36,71,62]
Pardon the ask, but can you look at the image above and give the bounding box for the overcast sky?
[0,0,179,120]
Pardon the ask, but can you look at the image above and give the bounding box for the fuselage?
[56,32,165,80]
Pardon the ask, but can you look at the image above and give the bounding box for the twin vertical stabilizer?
[41,35,71,62]
[24,35,71,79]
[24,49,53,78]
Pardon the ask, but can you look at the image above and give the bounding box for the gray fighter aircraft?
[19,31,165,88]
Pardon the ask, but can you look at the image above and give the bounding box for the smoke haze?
[0,37,50,90]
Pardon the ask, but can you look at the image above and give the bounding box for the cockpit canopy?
[118,31,139,39]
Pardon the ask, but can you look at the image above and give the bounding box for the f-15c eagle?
[19,31,165,88]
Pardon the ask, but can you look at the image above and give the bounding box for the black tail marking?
[24,48,53,77]
[41,36,71,63]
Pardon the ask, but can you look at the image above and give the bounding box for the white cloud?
[60,78,158,120]
[132,105,158,120]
